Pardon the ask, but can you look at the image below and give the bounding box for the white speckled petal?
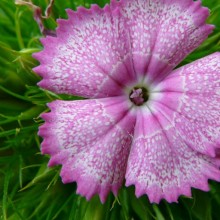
[153,52,220,156]
[126,106,220,203]
[33,0,213,97]
[33,4,136,98]
[113,0,213,83]
[39,97,136,203]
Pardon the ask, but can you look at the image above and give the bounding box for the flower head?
[33,0,220,203]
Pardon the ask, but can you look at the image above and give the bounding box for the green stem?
[0,85,30,102]
[2,172,10,220]
[15,8,25,49]
[152,205,165,220]
[211,5,220,14]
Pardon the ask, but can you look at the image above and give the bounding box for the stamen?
[129,87,149,106]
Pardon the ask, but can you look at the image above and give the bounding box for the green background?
[0,0,220,219]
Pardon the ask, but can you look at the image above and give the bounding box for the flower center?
[129,87,149,106]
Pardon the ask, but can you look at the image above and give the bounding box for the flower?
[33,0,220,203]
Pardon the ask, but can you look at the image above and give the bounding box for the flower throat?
[129,87,149,106]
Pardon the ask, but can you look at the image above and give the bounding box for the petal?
[113,0,213,83]
[39,97,136,202]
[153,52,220,156]
[126,106,220,203]
[33,5,136,98]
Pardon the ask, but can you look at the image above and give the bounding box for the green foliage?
[0,0,220,219]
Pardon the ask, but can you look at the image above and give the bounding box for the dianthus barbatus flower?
[33,0,220,203]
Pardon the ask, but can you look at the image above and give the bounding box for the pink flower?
[33,0,220,203]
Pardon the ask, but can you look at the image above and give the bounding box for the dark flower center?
[129,87,149,106]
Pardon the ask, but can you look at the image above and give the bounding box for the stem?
[2,172,10,220]
[0,85,30,102]
[15,8,25,49]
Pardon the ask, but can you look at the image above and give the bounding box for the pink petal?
[126,106,220,203]
[33,0,212,97]
[153,52,220,156]
[39,97,136,202]
[112,0,213,83]
[33,4,136,98]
